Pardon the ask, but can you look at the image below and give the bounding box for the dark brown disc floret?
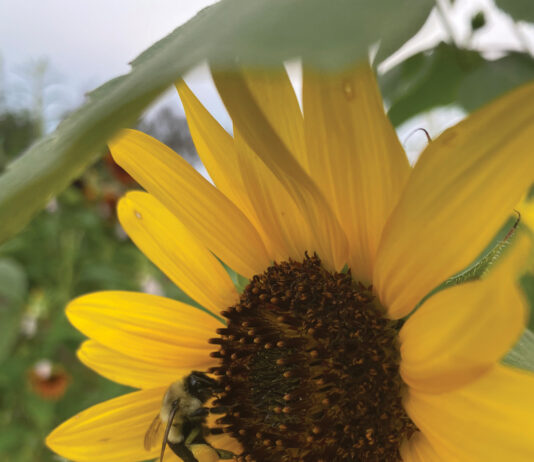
[208,254,416,461]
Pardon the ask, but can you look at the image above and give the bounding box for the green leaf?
[381,43,483,126]
[410,213,521,314]
[500,262,534,372]
[0,0,433,245]
[458,53,534,112]
[380,44,534,126]
[133,0,433,69]
[503,328,534,372]
[495,0,534,23]
[229,270,250,295]
[470,11,486,32]
[520,272,534,331]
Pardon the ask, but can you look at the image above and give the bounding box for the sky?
[0,0,532,149]
[0,1,215,127]
[0,1,215,94]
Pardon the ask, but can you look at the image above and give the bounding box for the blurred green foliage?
[380,44,534,126]
[496,0,534,22]
[0,107,195,461]
[470,11,486,32]
[0,187,133,461]
[0,112,39,172]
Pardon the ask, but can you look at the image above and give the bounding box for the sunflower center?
[209,255,415,461]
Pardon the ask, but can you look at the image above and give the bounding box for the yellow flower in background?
[46,64,534,462]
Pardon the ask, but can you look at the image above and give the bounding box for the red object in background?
[104,151,136,185]
[99,188,121,221]
[28,361,71,401]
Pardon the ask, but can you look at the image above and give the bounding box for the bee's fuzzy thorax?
[160,381,202,444]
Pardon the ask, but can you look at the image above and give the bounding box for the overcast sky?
[0,0,532,141]
[0,1,214,91]
[0,0,221,127]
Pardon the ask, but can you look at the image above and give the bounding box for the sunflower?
[519,193,534,235]
[46,63,534,462]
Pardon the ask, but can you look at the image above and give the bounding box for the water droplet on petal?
[343,80,354,100]
[134,210,142,220]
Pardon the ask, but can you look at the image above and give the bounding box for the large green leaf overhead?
[0,0,433,245]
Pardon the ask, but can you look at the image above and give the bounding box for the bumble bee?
[144,371,235,462]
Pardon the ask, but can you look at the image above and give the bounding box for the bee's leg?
[213,448,236,459]
[184,426,202,446]
[168,441,199,462]
[189,407,210,419]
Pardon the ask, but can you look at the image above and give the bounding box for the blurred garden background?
[0,90,202,461]
[0,0,533,460]
[0,4,212,459]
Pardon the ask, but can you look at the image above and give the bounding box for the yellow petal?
[176,81,256,221]
[230,68,314,261]
[109,129,270,278]
[78,340,193,389]
[178,80,297,261]
[400,231,529,393]
[234,126,314,261]
[46,387,165,462]
[405,364,534,461]
[66,291,219,368]
[517,192,534,236]
[212,69,348,270]
[161,440,238,462]
[401,431,456,462]
[375,81,534,318]
[162,451,179,461]
[117,191,239,314]
[238,67,307,171]
[206,433,243,456]
[302,65,410,283]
